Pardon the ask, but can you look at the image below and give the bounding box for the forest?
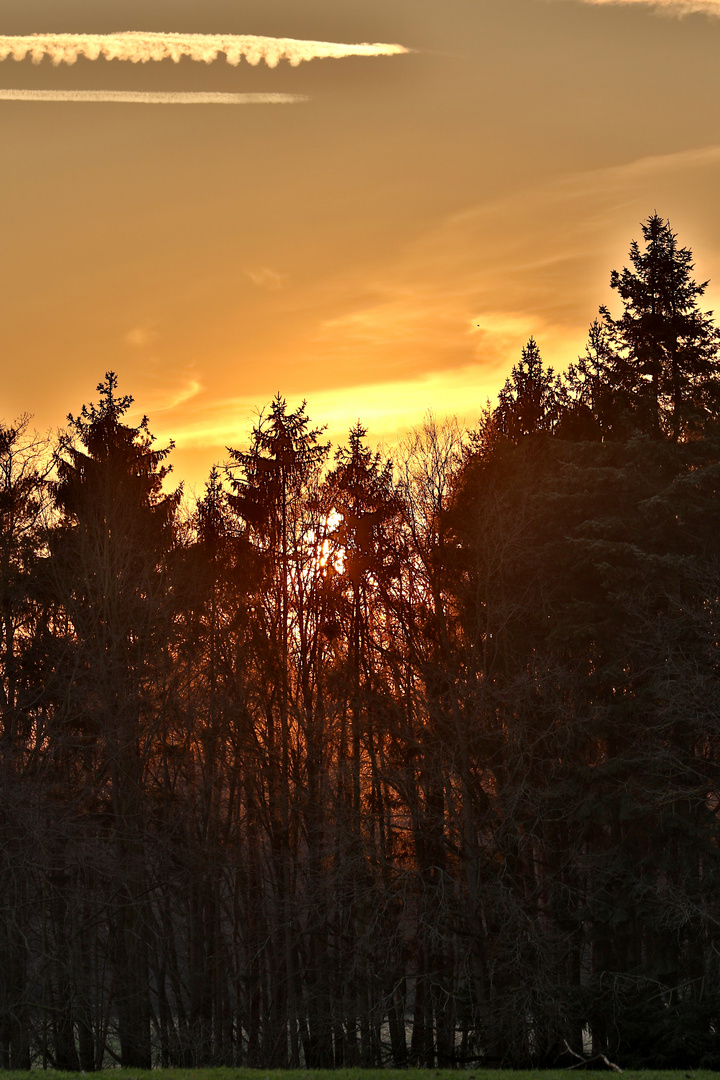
[2,213,720,1071]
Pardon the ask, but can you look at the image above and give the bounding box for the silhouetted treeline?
[2,213,720,1069]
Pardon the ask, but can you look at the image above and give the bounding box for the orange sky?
[2,0,720,490]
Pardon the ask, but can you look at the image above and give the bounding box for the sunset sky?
[2,0,720,488]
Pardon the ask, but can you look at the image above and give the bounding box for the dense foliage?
[2,214,720,1070]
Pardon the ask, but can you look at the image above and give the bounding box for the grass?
[1,1071,720,1080]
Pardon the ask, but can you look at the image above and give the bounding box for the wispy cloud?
[0,32,409,68]
[0,89,307,104]
[246,267,288,290]
[154,379,203,413]
[153,368,494,453]
[127,374,204,418]
[572,0,720,15]
[125,326,157,347]
[295,143,720,395]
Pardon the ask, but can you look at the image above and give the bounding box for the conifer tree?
[51,372,179,1069]
[558,319,617,439]
[226,395,329,1067]
[600,213,720,439]
[495,337,557,441]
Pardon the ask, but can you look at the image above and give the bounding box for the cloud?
[125,326,155,347]
[120,141,720,491]
[291,142,720,398]
[152,368,490,453]
[154,379,203,412]
[0,89,307,104]
[0,32,409,68]
[128,375,204,418]
[246,267,288,290]
[571,0,720,15]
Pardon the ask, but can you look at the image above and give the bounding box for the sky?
[2,0,720,489]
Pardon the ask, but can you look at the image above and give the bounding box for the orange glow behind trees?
[2,217,720,1069]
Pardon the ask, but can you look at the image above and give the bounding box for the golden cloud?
[0,89,307,104]
[573,0,720,14]
[0,32,409,67]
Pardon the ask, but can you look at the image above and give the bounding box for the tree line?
[2,213,720,1069]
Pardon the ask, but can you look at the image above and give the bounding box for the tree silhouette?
[495,337,557,441]
[600,213,720,439]
[51,372,179,1069]
[226,395,329,1067]
[5,216,720,1071]
[0,417,50,1070]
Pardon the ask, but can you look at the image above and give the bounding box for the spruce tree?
[51,372,179,1069]
[495,337,557,441]
[600,213,720,439]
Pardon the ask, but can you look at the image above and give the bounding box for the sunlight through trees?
[2,216,720,1069]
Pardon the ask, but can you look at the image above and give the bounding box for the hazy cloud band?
[574,0,720,13]
[0,89,307,104]
[0,32,409,68]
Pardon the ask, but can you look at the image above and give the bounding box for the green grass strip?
[1,1071,720,1080]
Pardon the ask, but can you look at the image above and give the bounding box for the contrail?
[574,0,720,13]
[0,31,409,67]
[0,89,307,104]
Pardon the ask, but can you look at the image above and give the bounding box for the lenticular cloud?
[0,31,409,67]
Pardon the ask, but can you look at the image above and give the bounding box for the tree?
[600,213,720,440]
[395,414,468,1066]
[50,372,180,1069]
[321,424,406,1065]
[0,415,51,758]
[451,422,720,1066]
[227,394,329,1067]
[495,337,557,442]
[557,319,620,440]
[325,423,397,822]
[0,416,51,1070]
